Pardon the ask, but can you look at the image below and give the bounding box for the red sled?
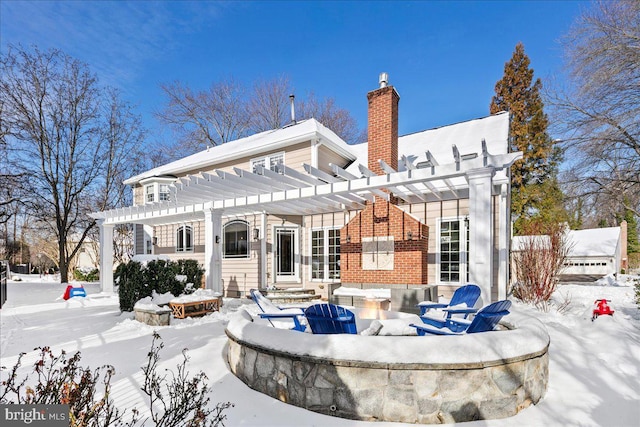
[591,299,614,321]
[63,285,87,300]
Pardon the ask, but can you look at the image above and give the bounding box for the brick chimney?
[367,72,400,179]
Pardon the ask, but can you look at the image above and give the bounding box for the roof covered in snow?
[125,112,510,186]
[124,118,355,185]
[513,226,621,257]
[346,111,510,174]
[567,227,621,257]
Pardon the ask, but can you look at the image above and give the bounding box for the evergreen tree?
[490,43,564,234]
[617,200,639,254]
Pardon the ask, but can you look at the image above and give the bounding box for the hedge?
[114,259,204,312]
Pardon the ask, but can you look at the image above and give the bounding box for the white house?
[512,222,628,281]
[562,224,627,278]
[91,74,522,304]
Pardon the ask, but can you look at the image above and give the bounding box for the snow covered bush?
[0,334,232,427]
[512,222,572,308]
[174,259,204,289]
[115,260,204,312]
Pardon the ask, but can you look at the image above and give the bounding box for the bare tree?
[156,78,250,153]
[548,1,640,219]
[0,100,25,226]
[248,75,292,132]
[0,45,145,283]
[297,92,362,144]
[156,76,364,160]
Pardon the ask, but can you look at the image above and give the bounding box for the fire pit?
[226,307,549,424]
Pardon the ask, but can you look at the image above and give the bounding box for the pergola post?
[204,209,223,293]
[98,220,115,294]
[260,212,267,289]
[497,182,510,300]
[467,168,496,304]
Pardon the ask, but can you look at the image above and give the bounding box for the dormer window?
[145,184,155,203]
[159,184,170,201]
[251,152,284,174]
[139,176,176,205]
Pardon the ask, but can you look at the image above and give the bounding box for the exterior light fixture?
[152,237,158,245]
[215,235,220,244]
[407,231,413,240]
[253,228,260,240]
[346,235,351,243]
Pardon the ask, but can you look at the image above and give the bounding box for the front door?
[275,227,299,282]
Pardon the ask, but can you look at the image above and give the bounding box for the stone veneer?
[134,307,172,326]
[226,310,549,424]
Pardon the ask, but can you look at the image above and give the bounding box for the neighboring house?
[562,224,627,279]
[91,74,522,303]
[74,240,99,271]
[511,222,628,282]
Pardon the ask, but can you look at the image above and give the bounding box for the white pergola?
[92,143,522,303]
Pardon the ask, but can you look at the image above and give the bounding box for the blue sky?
[1,1,587,143]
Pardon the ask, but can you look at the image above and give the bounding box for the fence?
[0,260,8,309]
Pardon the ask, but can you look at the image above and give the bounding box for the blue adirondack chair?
[417,284,481,328]
[249,289,306,332]
[410,300,511,335]
[304,303,357,334]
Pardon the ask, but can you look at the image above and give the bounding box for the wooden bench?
[169,297,222,319]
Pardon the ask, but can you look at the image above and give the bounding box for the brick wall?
[340,201,429,284]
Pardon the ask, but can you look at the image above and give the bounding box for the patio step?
[262,288,322,304]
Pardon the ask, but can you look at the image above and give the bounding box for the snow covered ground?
[1,274,639,426]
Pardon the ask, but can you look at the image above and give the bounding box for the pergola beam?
[92,150,523,225]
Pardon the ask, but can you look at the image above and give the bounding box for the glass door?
[275,227,298,282]
[439,219,469,284]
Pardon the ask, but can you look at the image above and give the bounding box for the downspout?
[311,138,320,169]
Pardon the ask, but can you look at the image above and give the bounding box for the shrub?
[143,260,180,296]
[512,222,572,308]
[0,346,132,426]
[140,332,232,426]
[634,277,640,307]
[114,260,204,312]
[73,267,100,282]
[0,333,233,427]
[115,261,145,312]
[174,259,205,290]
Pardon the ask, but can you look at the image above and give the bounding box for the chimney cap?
[379,72,389,88]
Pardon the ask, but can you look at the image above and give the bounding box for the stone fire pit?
[225,306,549,424]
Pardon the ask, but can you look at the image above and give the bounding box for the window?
[439,219,469,283]
[145,239,152,254]
[311,229,341,280]
[251,152,285,174]
[176,226,193,252]
[224,221,249,258]
[145,185,155,203]
[140,178,175,205]
[269,153,284,172]
[251,159,266,174]
[159,184,170,201]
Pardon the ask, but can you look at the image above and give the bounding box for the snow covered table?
[169,289,223,319]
